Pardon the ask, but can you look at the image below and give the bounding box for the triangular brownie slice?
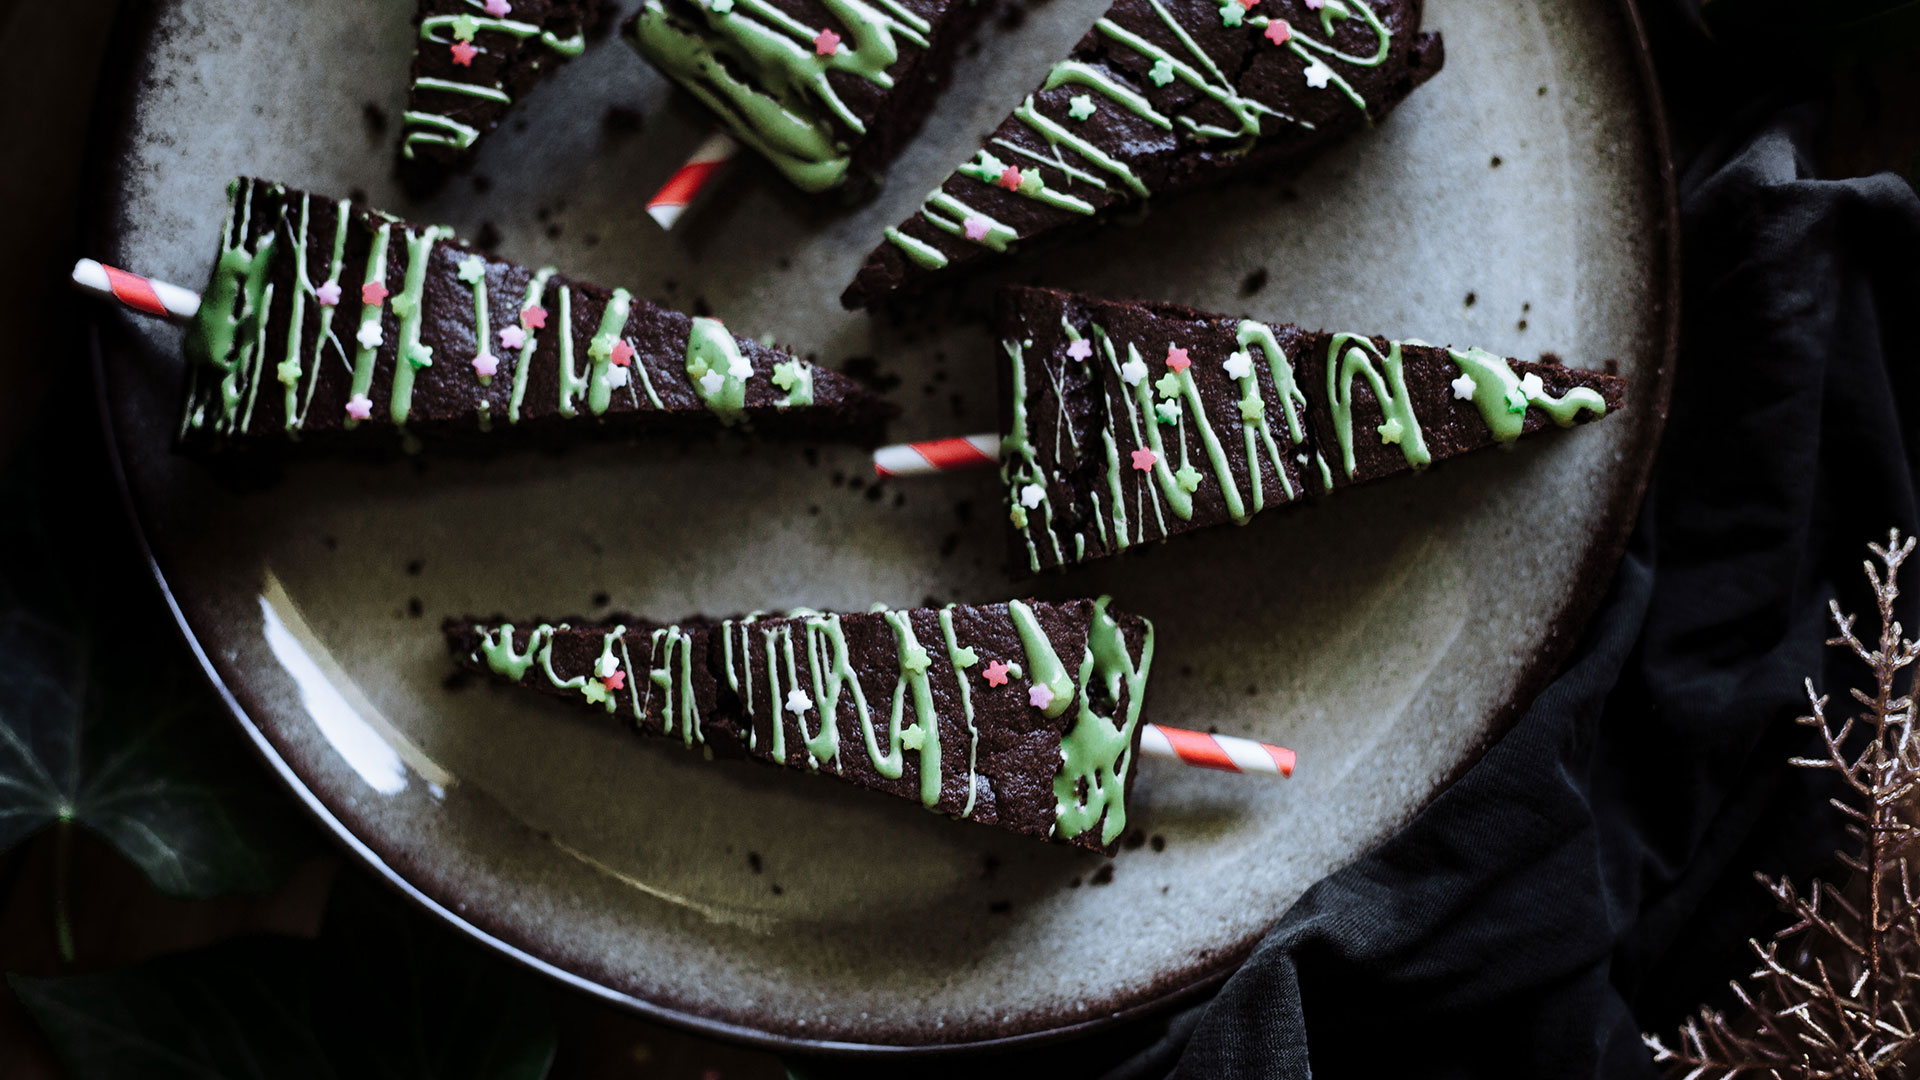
[447,596,1155,853]
[996,286,1626,574]
[179,178,895,453]
[400,0,611,183]
[624,0,993,197]
[842,0,1443,308]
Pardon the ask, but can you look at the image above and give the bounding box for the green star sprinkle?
[951,645,979,668]
[1155,401,1180,426]
[772,360,806,391]
[1155,372,1183,400]
[1019,171,1045,195]
[451,14,479,40]
[901,725,926,751]
[1239,395,1266,421]
[581,681,609,705]
[391,294,417,318]
[589,333,617,361]
[407,343,434,370]
[1068,94,1096,121]
[457,255,486,285]
[1377,417,1405,445]
[276,358,301,387]
[1219,3,1244,26]
[710,0,734,12]
[1175,463,1203,493]
[1149,59,1176,87]
[1010,505,1029,529]
[901,643,931,674]
[1505,386,1529,414]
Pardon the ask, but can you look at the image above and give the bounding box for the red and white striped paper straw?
[1141,724,1295,778]
[872,433,998,477]
[646,132,740,231]
[71,259,200,323]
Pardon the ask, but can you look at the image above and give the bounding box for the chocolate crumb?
[601,105,644,138]
[1239,267,1269,297]
[407,598,424,618]
[1150,835,1166,852]
[406,559,424,576]
[1090,865,1115,886]
[591,592,610,607]
[475,222,503,251]
[988,899,1012,914]
[361,103,388,138]
[747,852,762,873]
[1464,291,1477,307]
[442,670,471,693]
[1490,155,1503,168]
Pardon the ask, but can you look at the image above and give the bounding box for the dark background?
[1,1,1917,1077]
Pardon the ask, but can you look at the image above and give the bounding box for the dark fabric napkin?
[805,35,1920,1080]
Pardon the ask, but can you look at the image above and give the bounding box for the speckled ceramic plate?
[86,0,1675,1052]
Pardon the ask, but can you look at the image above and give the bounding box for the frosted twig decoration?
[1646,529,1920,1079]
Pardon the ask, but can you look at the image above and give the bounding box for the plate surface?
[88,0,1674,1051]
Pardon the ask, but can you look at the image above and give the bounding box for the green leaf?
[0,436,311,900]
[10,874,558,1080]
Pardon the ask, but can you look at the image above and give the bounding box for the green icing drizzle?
[627,0,927,192]
[1237,320,1308,503]
[1007,600,1074,719]
[1000,338,1067,573]
[684,316,751,425]
[1051,598,1154,845]
[553,287,581,417]
[342,222,392,431]
[287,197,353,432]
[403,13,587,160]
[461,254,492,386]
[476,623,554,681]
[771,359,814,407]
[1326,334,1430,478]
[937,606,982,818]
[646,626,704,747]
[183,180,278,438]
[508,268,556,423]
[878,611,941,806]
[1444,346,1607,439]
[387,225,452,425]
[583,288,633,417]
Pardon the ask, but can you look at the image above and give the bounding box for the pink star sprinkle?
[1066,339,1093,361]
[1264,19,1291,44]
[999,165,1023,190]
[345,394,373,421]
[1166,346,1192,371]
[984,660,1010,687]
[1028,684,1055,709]
[361,281,389,306]
[1131,447,1158,471]
[521,305,547,329]
[471,353,499,378]
[1238,0,1259,8]
[499,325,527,350]
[1304,0,1322,7]
[963,216,992,241]
[315,281,341,306]
[813,28,840,55]
[485,0,512,13]
[604,669,626,691]
[450,40,479,66]
[609,339,635,367]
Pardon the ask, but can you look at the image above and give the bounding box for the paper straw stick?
[71,259,200,323]
[1140,724,1295,778]
[646,132,740,231]
[872,433,999,477]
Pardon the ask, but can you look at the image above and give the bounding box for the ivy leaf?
[9,873,558,1080]
[0,435,311,903]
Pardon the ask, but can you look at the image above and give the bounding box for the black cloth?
[799,89,1920,1080]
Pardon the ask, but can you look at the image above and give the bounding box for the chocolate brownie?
[179,179,895,453]
[841,0,1443,307]
[447,596,1155,853]
[400,0,613,185]
[996,286,1628,573]
[624,0,992,197]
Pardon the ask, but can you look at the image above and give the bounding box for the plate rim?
[80,0,1681,1055]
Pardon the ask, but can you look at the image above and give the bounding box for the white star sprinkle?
[699,371,726,394]
[728,356,754,379]
[1223,351,1253,380]
[1304,59,1334,90]
[1021,483,1046,508]
[1520,372,1546,399]
[607,366,631,389]
[1121,358,1149,386]
[596,654,620,678]
[356,322,383,350]
[1451,372,1477,400]
[786,688,812,714]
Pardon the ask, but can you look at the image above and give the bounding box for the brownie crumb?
[1150,834,1166,852]
[1068,876,1082,888]
[747,851,763,874]
[809,505,822,516]
[1537,85,1548,96]
[406,559,424,576]
[939,533,961,559]
[1537,352,1564,366]
[803,447,820,467]
[1464,291,1477,308]
[472,175,493,195]
[361,103,389,138]
[954,500,974,525]
[545,223,562,240]
[442,670,471,693]
[770,883,784,896]
[981,854,1001,879]
[1490,155,1503,168]
[348,187,368,205]
[1239,267,1269,297]
[591,591,611,608]
[601,105,644,138]
[407,597,424,618]
[988,899,1012,914]
[1123,829,1146,850]
[475,222,503,251]
[692,296,714,318]
[839,355,901,394]
[1090,865,1115,886]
